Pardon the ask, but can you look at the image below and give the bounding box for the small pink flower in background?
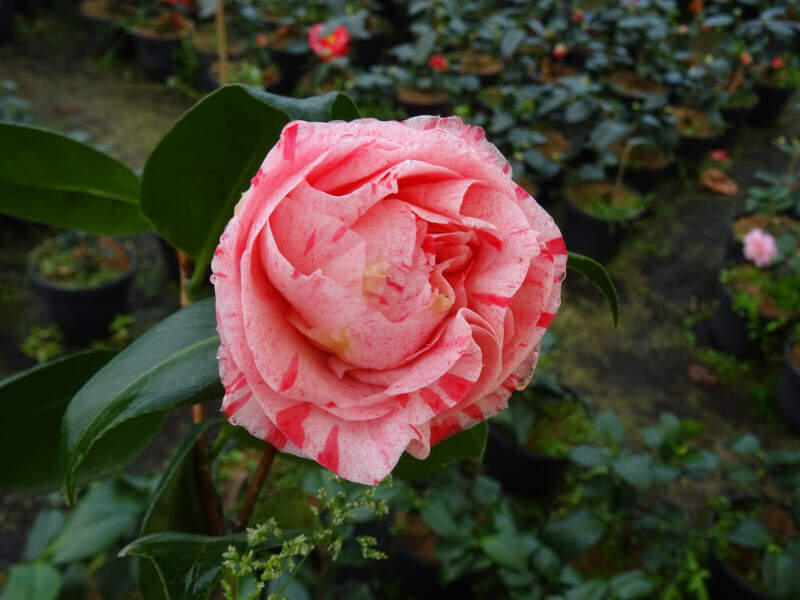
[573,9,585,23]
[255,33,268,49]
[678,24,688,34]
[740,52,752,66]
[428,54,449,72]
[709,149,729,161]
[743,228,778,267]
[772,57,785,69]
[308,23,351,62]
[552,43,568,59]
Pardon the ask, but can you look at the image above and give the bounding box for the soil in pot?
[608,70,667,102]
[563,181,648,262]
[133,13,195,80]
[609,140,673,193]
[778,339,800,433]
[709,499,799,599]
[750,80,797,127]
[395,86,452,117]
[535,58,580,84]
[459,50,503,85]
[720,91,758,144]
[671,105,725,163]
[28,233,136,344]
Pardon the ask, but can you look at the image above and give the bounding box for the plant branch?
[235,445,277,532]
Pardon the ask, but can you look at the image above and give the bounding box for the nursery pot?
[351,33,386,68]
[0,0,13,46]
[720,103,755,145]
[484,425,571,496]
[268,47,308,94]
[395,86,452,117]
[28,243,136,345]
[708,278,760,357]
[677,132,725,165]
[778,338,800,434]
[79,0,133,57]
[749,82,796,127]
[133,23,194,81]
[562,183,645,264]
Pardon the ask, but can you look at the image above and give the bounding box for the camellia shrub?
[0,87,617,599]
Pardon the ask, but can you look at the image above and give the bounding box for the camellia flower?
[573,8,585,23]
[709,149,729,161]
[678,24,688,35]
[772,57,785,69]
[212,117,565,484]
[740,52,752,66]
[552,43,568,59]
[428,54,449,72]
[255,32,268,49]
[743,228,778,267]
[308,23,351,62]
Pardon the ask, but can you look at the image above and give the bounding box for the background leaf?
[543,509,605,558]
[0,563,61,600]
[567,252,619,326]
[61,298,221,502]
[0,123,148,234]
[0,350,115,491]
[392,422,488,480]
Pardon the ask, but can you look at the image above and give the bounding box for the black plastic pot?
[0,0,14,46]
[269,48,308,94]
[79,0,133,58]
[778,338,800,434]
[132,28,187,81]
[605,161,675,194]
[562,187,643,264]
[719,103,755,145]
[708,279,760,357]
[351,34,386,68]
[677,132,726,166]
[28,245,136,345]
[395,88,452,117]
[484,425,570,496]
[749,82,796,127]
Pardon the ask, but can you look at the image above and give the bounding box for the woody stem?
[235,445,277,532]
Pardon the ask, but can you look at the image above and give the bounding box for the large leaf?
[61,299,221,502]
[567,252,619,326]
[45,478,148,564]
[542,509,605,558]
[0,563,61,600]
[0,123,148,234]
[392,422,488,480]
[0,350,115,491]
[141,86,360,293]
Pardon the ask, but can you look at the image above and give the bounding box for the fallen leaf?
[699,167,738,195]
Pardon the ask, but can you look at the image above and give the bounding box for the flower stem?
[235,445,277,532]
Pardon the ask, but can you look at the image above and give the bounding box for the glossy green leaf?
[762,551,799,598]
[612,453,654,490]
[565,579,608,600]
[0,123,148,234]
[594,411,624,447]
[543,509,605,558]
[251,488,319,531]
[569,445,613,468]
[0,350,115,491]
[567,252,619,326]
[609,570,655,599]
[46,478,148,564]
[727,433,761,455]
[61,299,222,503]
[0,563,61,600]
[141,86,360,294]
[22,510,66,561]
[727,518,771,549]
[392,422,488,480]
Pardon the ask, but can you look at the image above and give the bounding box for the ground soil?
[1,6,799,570]
[672,105,717,138]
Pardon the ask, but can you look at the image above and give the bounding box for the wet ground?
[1,7,799,567]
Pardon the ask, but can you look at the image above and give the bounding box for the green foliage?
[567,253,620,326]
[0,123,148,234]
[20,325,64,365]
[29,232,129,288]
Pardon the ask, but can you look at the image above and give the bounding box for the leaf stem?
[235,445,277,532]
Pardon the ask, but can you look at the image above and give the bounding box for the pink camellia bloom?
[772,57,785,69]
[553,43,568,59]
[740,52,752,66]
[428,54,449,72]
[573,9,585,23]
[308,23,350,62]
[710,149,729,161]
[212,117,565,484]
[743,228,778,267]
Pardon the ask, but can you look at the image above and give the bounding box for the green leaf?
[0,350,116,491]
[61,299,221,503]
[569,445,613,468]
[681,449,720,478]
[565,579,608,600]
[612,453,654,490]
[22,510,66,561]
[0,563,61,600]
[543,509,605,558]
[567,252,619,326]
[727,518,771,549]
[251,488,319,531]
[480,531,536,571]
[141,86,360,294]
[594,411,624,447]
[727,433,761,455]
[0,123,148,234]
[45,478,147,564]
[120,532,284,600]
[392,421,488,480]
[762,551,796,598]
[609,570,654,599]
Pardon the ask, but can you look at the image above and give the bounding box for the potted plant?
[27,231,136,344]
[778,330,800,432]
[751,55,800,126]
[79,0,135,55]
[201,57,280,92]
[190,21,246,68]
[670,105,726,164]
[485,372,593,496]
[131,0,196,80]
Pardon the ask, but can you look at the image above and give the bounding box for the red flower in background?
[552,43,568,59]
[709,149,729,161]
[740,52,752,66]
[163,0,191,6]
[428,54,449,72]
[573,9,584,23]
[772,57,785,69]
[308,24,351,62]
[255,32,268,49]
